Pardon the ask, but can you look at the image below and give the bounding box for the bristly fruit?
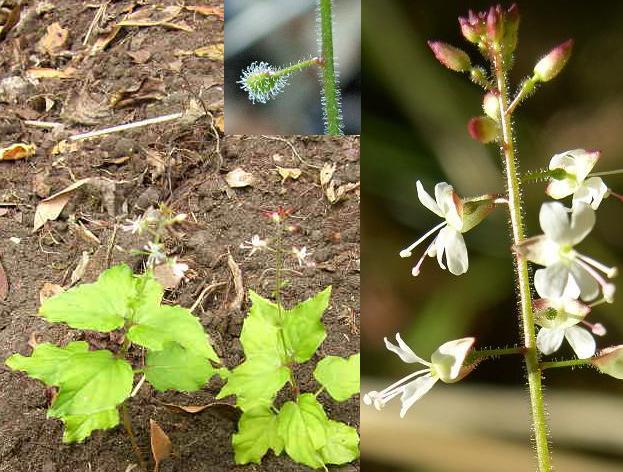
[533,39,574,82]
[238,62,289,104]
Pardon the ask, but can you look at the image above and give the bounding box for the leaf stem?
[541,358,591,370]
[469,346,526,362]
[317,0,343,135]
[493,52,552,472]
[273,57,322,79]
[121,403,147,471]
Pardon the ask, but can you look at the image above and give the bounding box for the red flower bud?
[467,116,498,144]
[428,41,471,72]
[533,39,574,82]
[458,10,486,44]
[486,5,505,43]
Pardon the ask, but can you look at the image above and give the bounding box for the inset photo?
[225,0,361,135]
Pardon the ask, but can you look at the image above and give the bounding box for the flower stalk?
[318,0,343,135]
[493,49,552,472]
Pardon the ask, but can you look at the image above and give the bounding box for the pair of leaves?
[234,394,359,469]
[217,288,331,411]
[6,342,133,443]
[6,264,220,442]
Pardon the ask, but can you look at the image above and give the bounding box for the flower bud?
[533,39,574,82]
[482,92,500,121]
[591,345,623,379]
[427,41,471,72]
[458,10,486,44]
[467,116,497,143]
[486,5,505,43]
[503,4,520,54]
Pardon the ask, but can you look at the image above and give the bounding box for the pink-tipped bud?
[503,4,520,54]
[533,39,574,82]
[458,11,486,44]
[592,345,623,379]
[486,5,505,43]
[427,41,472,72]
[482,92,500,121]
[467,116,497,143]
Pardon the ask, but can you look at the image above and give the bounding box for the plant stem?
[121,403,147,471]
[273,57,322,78]
[317,0,343,135]
[493,52,552,472]
[469,346,526,363]
[541,359,591,370]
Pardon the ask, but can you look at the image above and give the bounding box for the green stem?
[493,52,552,472]
[121,403,147,471]
[541,359,591,370]
[317,0,343,135]
[469,346,526,363]
[506,75,537,116]
[273,57,321,79]
[589,169,623,177]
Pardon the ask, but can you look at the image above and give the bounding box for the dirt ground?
[0,1,360,471]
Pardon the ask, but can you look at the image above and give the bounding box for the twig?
[227,255,244,311]
[260,135,320,169]
[24,120,64,129]
[83,2,108,46]
[190,281,226,314]
[69,113,183,142]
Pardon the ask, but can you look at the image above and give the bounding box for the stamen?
[576,259,615,301]
[412,239,437,276]
[373,368,430,399]
[400,221,446,258]
[608,189,623,204]
[577,254,617,278]
[582,321,607,336]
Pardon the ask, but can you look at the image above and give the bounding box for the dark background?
[361,1,623,470]
[224,0,361,135]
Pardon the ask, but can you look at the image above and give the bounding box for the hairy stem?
[469,346,526,363]
[273,57,322,79]
[541,359,591,370]
[121,403,146,471]
[317,0,343,135]
[493,53,552,472]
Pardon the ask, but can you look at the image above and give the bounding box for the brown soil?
[0,1,360,471]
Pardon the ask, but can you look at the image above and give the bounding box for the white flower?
[400,181,468,276]
[363,334,474,418]
[533,273,595,358]
[547,149,608,210]
[292,246,313,267]
[144,241,167,268]
[240,235,268,257]
[122,216,146,234]
[517,202,617,301]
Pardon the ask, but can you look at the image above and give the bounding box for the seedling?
[221,208,360,469]
[364,5,623,472]
[238,0,344,135]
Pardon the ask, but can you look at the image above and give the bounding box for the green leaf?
[248,290,281,326]
[283,287,331,362]
[319,420,359,465]
[145,342,216,392]
[277,393,328,469]
[39,265,136,332]
[6,341,89,385]
[7,343,133,443]
[127,305,219,362]
[217,355,290,411]
[232,407,283,464]
[313,354,360,402]
[239,312,286,362]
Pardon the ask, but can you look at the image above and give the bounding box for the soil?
[0,1,360,471]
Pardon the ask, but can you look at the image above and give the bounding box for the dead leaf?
[225,168,255,188]
[162,403,210,414]
[214,114,224,133]
[184,5,224,20]
[194,44,223,60]
[162,402,238,420]
[0,258,8,300]
[145,149,166,179]
[153,262,185,290]
[91,25,121,54]
[33,178,90,231]
[227,254,244,311]
[126,49,151,64]
[26,67,76,79]
[0,143,36,161]
[326,181,360,204]
[61,89,109,125]
[70,251,90,285]
[51,139,79,155]
[162,21,193,32]
[39,282,64,304]
[277,166,302,183]
[0,3,21,40]
[149,419,172,472]
[117,5,181,27]
[32,172,51,198]
[36,22,68,55]
[71,222,101,245]
[320,162,336,186]
[110,78,166,109]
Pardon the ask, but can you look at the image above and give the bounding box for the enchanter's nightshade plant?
[364,335,474,418]
[366,5,623,471]
[238,0,344,135]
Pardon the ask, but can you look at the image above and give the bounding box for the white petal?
[537,327,565,355]
[399,373,438,418]
[549,152,577,173]
[444,229,468,275]
[384,333,430,365]
[561,276,581,300]
[567,203,595,245]
[565,326,596,359]
[416,180,443,217]
[435,227,447,270]
[539,202,571,244]
[570,149,599,182]
[538,263,570,299]
[546,178,576,200]
[516,236,559,266]
[569,262,600,301]
[434,182,463,230]
[431,337,475,382]
[573,177,608,210]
